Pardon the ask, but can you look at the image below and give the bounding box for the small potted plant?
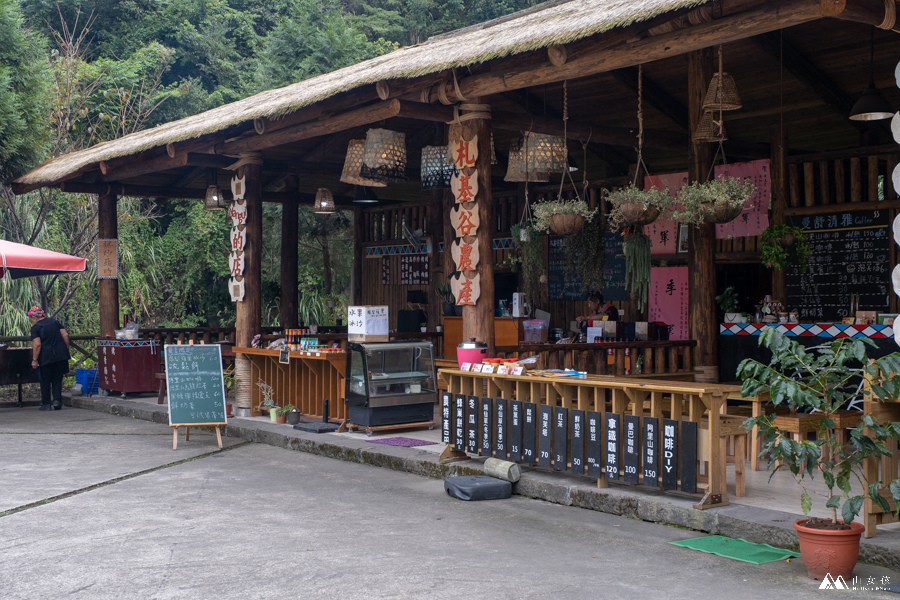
[606,184,672,229]
[256,379,277,422]
[673,176,755,225]
[285,403,301,425]
[435,323,442,333]
[760,223,811,272]
[532,198,597,235]
[420,322,428,333]
[274,405,288,424]
[437,282,455,316]
[738,328,900,580]
[715,286,741,323]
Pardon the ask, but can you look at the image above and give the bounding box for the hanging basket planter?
[673,176,755,226]
[548,213,586,236]
[700,200,744,224]
[605,184,672,230]
[617,201,661,227]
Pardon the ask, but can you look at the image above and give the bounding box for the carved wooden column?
[770,127,788,304]
[687,48,718,382]
[280,175,299,329]
[98,190,119,337]
[234,155,263,412]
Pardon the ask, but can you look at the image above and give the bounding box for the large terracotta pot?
[548,213,586,235]
[794,519,864,581]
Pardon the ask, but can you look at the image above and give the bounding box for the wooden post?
[234,155,263,411]
[428,189,444,330]
[461,102,495,355]
[770,127,788,307]
[352,206,364,306]
[98,190,119,337]
[280,175,299,329]
[687,48,717,383]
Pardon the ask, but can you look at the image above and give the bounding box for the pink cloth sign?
[644,173,687,255]
[714,159,770,238]
[649,267,688,341]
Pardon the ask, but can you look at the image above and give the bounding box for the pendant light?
[361,128,407,183]
[352,186,379,204]
[850,28,894,121]
[340,140,387,187]
[702,45,742,112]
[420,145,455,190]
[313,188,335,214]
[204,169,225,210]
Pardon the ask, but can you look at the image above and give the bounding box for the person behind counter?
[575,291,618,326]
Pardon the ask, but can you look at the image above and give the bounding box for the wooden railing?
[495,340,697,376]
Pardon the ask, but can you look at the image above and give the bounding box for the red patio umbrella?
[0,239,87,280]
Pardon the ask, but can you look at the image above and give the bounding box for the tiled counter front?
[720,322,894,339]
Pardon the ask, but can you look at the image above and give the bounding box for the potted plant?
[715,286,741,323]
[437,282,455,316]
[532,198,597,236]
[256,379,277,422]
[760,223,811,272]
[274,405,288,424]
[737,328,900,580]
[673,176,755,225]
[223,364,239,417]
[606,184,672,229]
[285,404,301,425]
[435,323,442,333]
[420,322,428,333]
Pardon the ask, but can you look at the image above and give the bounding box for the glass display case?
[345,341,437,427]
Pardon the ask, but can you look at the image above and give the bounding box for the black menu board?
[548,233,626,301]
[785,209,890,321]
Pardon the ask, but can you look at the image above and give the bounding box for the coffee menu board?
[785,209,890,321]
[548,233,626,301]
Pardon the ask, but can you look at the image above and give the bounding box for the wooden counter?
[233,347,346,421]
[496,340,696,376]
[443,317,525,359]
[438,368,743,509]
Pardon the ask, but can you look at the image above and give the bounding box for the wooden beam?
[820,0,897,27]
[492,112,687,150]
[99,153,189,182]
[611,67,690,132]
[57,181,294,203]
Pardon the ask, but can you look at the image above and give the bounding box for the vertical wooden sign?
[509,400,523,461]
[661,418,679,490]
[623,415,640,484]
[537,405,552,467]
[494,398,507,458]
[553,407,568,472]
[642,417,659,487]
[571,409,585,475]
[522,402,537,464]
[605,413,620,480]
[479,397,492,456]
[586,410,603,477]
[454,394,465,451]
[467,395,478,454]
[97,239,118,279]
[680,421,698,494]
[441,392,452,444]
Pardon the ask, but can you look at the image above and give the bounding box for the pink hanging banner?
[644,173,687,255]
[649,267,689,341]
[714,159,770,238]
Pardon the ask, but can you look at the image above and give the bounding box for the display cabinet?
[345,341,438,429]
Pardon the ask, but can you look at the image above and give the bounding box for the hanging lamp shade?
[701,72,742,111]
[849,81,894,121]
[421,145,456,190]
[352,186,379,204]
[694,111,727,142]
[313,188,335,214]
[504,137,550,182]
[203,169,225,210]
[340,140,387,187]
[522,132,567,173]
[361,128,407,183]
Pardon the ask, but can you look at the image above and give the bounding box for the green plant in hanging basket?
[511,222,545,309]
[760,223,811,271]
[673,176,755,226]
[623,229,652,313]
[532,198,596,235]
[564,213,608,293]
[606,184,672,230]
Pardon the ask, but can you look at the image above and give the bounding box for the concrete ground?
[1,405,898,599]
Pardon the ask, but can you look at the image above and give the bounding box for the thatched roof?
[15,0,709,187]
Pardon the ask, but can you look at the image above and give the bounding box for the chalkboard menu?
[786,209,890,321]
[165,345,226,425]
[548,233,626,301]
[400,254,429,285]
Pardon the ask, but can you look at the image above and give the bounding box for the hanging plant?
[564,213,608,293]
[760,224,811,271]
[511,222,545,309]
[624,229,652,312]
[532,198,596,235]
[606,184,672,230]
[673,176,755,226]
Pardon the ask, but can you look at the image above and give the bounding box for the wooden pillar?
[461,103,495,355]
[280,175,299,329]
[428,189,444,330]
[352,206,364,306]
[234,156,263,410]
[98,190,119,337]
[770,127,788,305]
[687,48,718,383]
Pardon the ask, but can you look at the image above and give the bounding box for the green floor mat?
[669,535,800,565]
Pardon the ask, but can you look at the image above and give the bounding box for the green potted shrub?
[737,328,900,580]
[715,286,741,323]
[606,184,672,229]
[532,198,596,236]
[274,405,289,424]
[760,223,811,272]
[673,176,755,225]
[437,282,455,316]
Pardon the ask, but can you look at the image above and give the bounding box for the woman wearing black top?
[28,306,71,411]
[575,291,619,325]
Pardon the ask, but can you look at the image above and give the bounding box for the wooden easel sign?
[165,344,227,450]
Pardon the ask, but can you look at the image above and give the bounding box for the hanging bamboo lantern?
[340,140,387,187]
[361,128,407,183]
[421,145,455,190]
[504,137,550,182]
[702,45,742,111]
[694,111,727,142]
[523,132,567,173]
[313,188,335,214]
[203,169,225,210]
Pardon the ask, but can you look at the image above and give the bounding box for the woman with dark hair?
[28,306,71,411]
[575,291,618,325]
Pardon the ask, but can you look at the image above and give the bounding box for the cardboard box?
[523,319,548,342]
[347,305,390,342]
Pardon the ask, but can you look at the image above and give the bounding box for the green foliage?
[606,184,672,230]
[532,198,596,234]
[715,286,739,313]
[624,231,651,312]
[436,281,454,304]
[510,223,544,310]
[564,212,607,294]
[738,327,900,523]
[672,176,755,226]
[760,223,811,272]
